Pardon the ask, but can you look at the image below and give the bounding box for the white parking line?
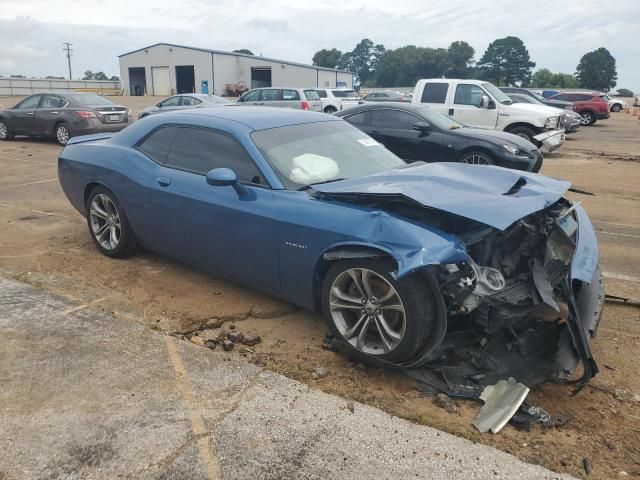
[4,178,58,188]
[0,154,51,165]
[597,230,640,239]
[592,220,639,229]
[0,202,68,218]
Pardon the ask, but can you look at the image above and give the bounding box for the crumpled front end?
[410,199,603,396]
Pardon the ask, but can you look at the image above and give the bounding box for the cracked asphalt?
[0,276,574,479]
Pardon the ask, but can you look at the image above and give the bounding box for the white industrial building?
[118,43,353,97]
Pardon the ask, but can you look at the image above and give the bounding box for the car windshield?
[331,90,357,98]
[482,83,512,105]
[67,94,114,106]
[414,106,464,130]
[602,95,612,101]
[251,121,405,190]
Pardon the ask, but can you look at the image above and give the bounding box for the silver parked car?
[236,88,322,111]
[138,94,231,119]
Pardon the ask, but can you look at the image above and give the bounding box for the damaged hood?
[313,162,570,230]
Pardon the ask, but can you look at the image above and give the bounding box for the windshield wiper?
[297,178,347,191]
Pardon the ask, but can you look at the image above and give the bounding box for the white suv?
[316,88,358,113]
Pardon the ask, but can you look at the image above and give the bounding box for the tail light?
[76,111,96,119]
[301,101,309,111]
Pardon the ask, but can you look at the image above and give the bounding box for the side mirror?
[206,168,247,196]
[478,95,490,108]
[412,121,430,131]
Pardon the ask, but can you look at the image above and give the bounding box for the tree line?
[313,38,620,92]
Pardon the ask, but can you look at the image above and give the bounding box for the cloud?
[0,0,639,89]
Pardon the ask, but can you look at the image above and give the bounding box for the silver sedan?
[138,94,231,119]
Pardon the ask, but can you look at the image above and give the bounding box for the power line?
[62,42,73,80]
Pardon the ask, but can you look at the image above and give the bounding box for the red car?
[547,91,610,126]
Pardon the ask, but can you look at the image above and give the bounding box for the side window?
[159,96,180,107]
[303,89,320,100]
[420,83,448,104]
[553,94,569,101]
[40,95,66,108]
[260,89,281,101]
[576,94,592,101]
[371,110,419,129]
[16,95,41,109]
[454,84,486,106]
[166,127,264,184]
[240,90,260,102]
[343,112,368,126]
[180,97,202,106]
[138,126,179,164]
[317,90,327,98]
[282,89,300,101]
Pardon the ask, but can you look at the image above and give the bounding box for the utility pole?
[62,42,73,80]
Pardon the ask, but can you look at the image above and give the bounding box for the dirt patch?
[1,100,639,479]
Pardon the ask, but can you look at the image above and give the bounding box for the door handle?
[27,112,35,115]
[51,111,59,114]
[156,177,171,187]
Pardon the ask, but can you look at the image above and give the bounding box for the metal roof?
[118,43,352,75]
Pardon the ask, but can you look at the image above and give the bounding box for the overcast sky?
[1,0,638,90]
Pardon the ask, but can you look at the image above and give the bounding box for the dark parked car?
[58,107,603,392]
[138,94,230,118]
[362,91,411,102]
[335,103,543,172]
[0,93,132,145]
[506,93,581,134]
[500,87,575,111]
[547,92,610,125]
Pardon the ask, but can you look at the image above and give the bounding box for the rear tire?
[55,122,72,145]
[0,119,14,140]
[86,186,138,258]
[611,104,622,113]
[324,106,338,114]
[321,258,437,364]
[580,111,597,126]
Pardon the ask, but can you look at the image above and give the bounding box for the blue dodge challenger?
[58,107,604,392]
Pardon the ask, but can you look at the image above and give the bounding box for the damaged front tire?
[321,259,438,364]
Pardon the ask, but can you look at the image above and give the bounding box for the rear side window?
[304,90,320,100]
[138,126,179,164]
[420,83,448,104]
[40,94,66,108]
[282,89,300,101]
[260,89,281,101]
[180,97,202,106]
[577,94,593,101]
[371,109,419,129]
[454,84,485,106]
[166,127,264,184]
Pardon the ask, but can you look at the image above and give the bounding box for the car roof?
[173,106,338,130]
[336,102,423,116]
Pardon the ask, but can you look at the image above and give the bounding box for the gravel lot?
[1,96,639,479]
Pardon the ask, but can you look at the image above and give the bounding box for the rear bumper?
[72,118,132,136]
[597,112,611,120]
[534,129,565,153]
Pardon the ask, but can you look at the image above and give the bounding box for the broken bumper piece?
[473,378,529,433]
[534,129,566,153]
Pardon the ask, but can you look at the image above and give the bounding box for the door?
[9,95,41,134]
[238,90,261,106]
[251,67,271,89]
[259,89,282,107]
[175,65,195,94]
[281,89,300,109]
[35,94,67,135]
[149,126,278,289]
[151,66,171,96]
[449,83,498,128]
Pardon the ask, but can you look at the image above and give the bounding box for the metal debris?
[473,378,529,434]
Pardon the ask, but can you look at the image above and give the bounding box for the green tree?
[530,68,554,88]
[617,88,633,97]
[446,41,475,78]
[477,36,536,85]
[576,47,617,91]
[339,39,385,84]
[552,73,579,88]
[375,46,449,87]
[312,48,343,69]
[82,70,94,80]
[109,75,120,81]
[93,71,108,80]
[233,49,254,55]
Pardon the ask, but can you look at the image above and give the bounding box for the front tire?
[86,186,138,258]
[611,104,622,112]
[321,259,436,364]
[506,125,536,143]
[459,150,495,166]
[0,119,14,140]
[580,111,597,126]
[55,122,72,145]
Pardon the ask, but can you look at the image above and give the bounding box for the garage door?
[151,66,171,96]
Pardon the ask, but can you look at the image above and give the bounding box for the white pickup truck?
[412,79,566,152]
